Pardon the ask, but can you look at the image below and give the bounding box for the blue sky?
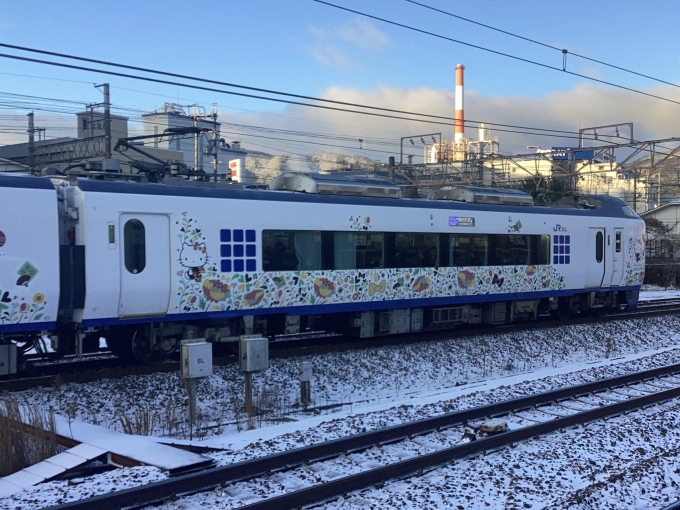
[1,0,680,158]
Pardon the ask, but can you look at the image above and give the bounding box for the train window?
[262,230,299,271]
[536,235,550,264]
[615,232,622,253]
[356,232,384,269]
[262,230,554,271]
[394,233,439,268]
[450,234,488,266]
[294,231,322,270]
[123,219,146,274]
[333,232,356,269]
[596,231,604,262]
[621,205,638,218]
[490,235,531,266]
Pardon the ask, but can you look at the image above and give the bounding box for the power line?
[312,0,680,107]
[0,51,610,143]
[0,41,623,138]
[405,0,680,90]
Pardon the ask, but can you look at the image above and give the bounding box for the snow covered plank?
[0,479,23,498]
[54,416,213,473]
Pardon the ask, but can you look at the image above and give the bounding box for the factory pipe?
[454,64,465,143]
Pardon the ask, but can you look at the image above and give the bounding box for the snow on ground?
[157,398,680,510]
[3,305,680,508]
[640,284,680,301]
[14,315,680,442]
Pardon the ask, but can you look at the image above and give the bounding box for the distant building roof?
[75,111,128,121]
[0,137,75,160]
[640,201,680,217]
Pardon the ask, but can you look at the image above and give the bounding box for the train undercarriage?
[0,289,637,374]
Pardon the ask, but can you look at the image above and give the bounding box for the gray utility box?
[0,344,17,376]
[181,340,213,379]
[240,337,269,372]
[299,361,312,382]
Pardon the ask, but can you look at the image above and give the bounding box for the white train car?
[0,172,645,368]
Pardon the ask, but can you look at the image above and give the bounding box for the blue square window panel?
[220,229,257,273]
[552,234,571,265]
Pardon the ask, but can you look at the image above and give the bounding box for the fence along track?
[42,363,680,510]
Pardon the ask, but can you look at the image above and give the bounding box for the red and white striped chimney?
[454,64,465,143]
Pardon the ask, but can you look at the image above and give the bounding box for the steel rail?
[660,498,680,510]
[5,303,680,392]
[42,363,680,510]
[238,382,680,510]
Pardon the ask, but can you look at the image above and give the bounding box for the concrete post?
[27,112,35,173]
[103,83,111,159]
[299,361,312,407]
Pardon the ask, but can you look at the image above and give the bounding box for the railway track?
[3,297,680,393]
[43,362,680,510]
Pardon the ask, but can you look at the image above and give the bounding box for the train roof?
[77,176,640,220]
[0,172,55,190]
[0,172,641,220]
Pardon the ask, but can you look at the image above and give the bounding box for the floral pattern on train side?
[175,263,567,314]
[624,234,646,286]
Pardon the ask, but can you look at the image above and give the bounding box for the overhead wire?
[0,55,613,143]
[0,41,626,139]
[405,0,680,90]
[0,62,677,164]
[311,0,680,107]
[3,83,676,165]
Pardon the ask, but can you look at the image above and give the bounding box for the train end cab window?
[615,231,622,253]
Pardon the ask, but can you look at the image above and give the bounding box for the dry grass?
[0,397,57,476]
[117,405,158,436]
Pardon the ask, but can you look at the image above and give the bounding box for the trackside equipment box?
[181,340,213,378]
[240,337,269,372]
[0,344,17,376]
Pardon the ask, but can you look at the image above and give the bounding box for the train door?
[584,227,605,288]
[118,213,171,317]
[610,228,624,286]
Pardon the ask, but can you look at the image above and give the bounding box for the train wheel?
[106,327,135,360]
[556,298,571,321]
[131,328,153,364]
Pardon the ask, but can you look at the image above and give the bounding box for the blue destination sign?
[449,216,475,227]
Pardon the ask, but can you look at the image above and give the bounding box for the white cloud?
[336,19,391,50]
[307,19,390,70]
[309,44,361,71]
[219,82,680,159]
[576,65,605,81]
[4,82,679,169]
